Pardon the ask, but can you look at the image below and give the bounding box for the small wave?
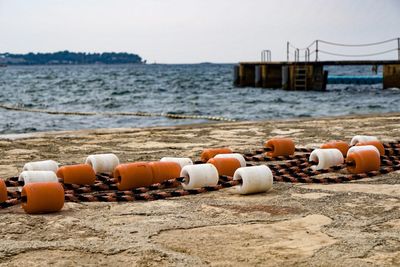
[36,75,55,80]
[367,105,382,109]
[111,90,131,96]
[22,127,37,132]
[21,103,36,108]
[273,97,286,103]
[297,114,311,118]
[386,87,400,91]
[103,102,120,109]
[85,78,104,83]
[244,99,263,105]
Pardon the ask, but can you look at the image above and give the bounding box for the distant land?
[0,51,145,65]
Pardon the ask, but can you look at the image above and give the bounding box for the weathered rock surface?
[0,113,399,266]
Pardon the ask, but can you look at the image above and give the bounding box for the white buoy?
[309,149,344,170]
[180,164,219,189]
[23,160,59,173]
[347,145,380,157]
[233,165,273,195]
[18,171,59,191]
[350,135,378,146]
[85,153,120,174]
[160,157,193,168]
[214,153,246,167]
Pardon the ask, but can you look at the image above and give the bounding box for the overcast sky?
[0,0,399,63]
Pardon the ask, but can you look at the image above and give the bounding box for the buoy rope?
[1,181,240,208]
[244,144,400,164]
[2,140,400,209]
[244,153,310,163]
[269,156,400,178]
[0,198,20,209]
[274,164,400,184]
[245,147,313,158]
[0,103,236,122]
[64,180,240,203]
[3,175,235,202]
[4,155,399,207]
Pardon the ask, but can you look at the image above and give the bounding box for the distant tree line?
[0,51,144,65]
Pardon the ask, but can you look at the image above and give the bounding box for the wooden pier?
[234,60,400,90]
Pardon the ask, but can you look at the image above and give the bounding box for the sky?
[0,0,399,63]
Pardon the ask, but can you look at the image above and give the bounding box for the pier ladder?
[294,65,307,90]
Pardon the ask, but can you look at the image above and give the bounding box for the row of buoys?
[1,152,273,214]
[0,134,397,214]
[208,136,385,173]
[310,136,384,173]
[309,148,381,173]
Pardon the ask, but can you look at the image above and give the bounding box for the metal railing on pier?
[286,37,400,62]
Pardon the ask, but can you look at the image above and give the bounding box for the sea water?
[0,64,398,134]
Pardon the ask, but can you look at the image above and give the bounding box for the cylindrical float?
[85,153,120,174]
[56,164,96,185]
[214,153,246,167]
[18,171,59,186]
[320,141,349,157]
[0,179,7,203]
[180,164,219,189]
[350,135,378,146]
[160,157,193,168]
[356,141,385,156]
[233,165,273,195]
[347,145,380,157]
[309,149,344,170]
[149,161,181,184]
[21,182,64,214]
[346,149,380,174]
[114,162,154,191]
[264,138,295,157]
[200,148,233,162]
[207,158,241,177]
[23,160,59,173]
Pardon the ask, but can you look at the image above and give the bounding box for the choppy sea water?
[0,64,399,134]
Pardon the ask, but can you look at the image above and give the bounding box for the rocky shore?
[0,113,399,266]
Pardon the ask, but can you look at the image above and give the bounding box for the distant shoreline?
[0,62,235,67]
[0,51,145,65]
[0,62,146,67]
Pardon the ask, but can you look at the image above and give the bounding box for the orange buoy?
[346,150,380,174]
[200,148,233,162]
[114,162,154,190]
[0,179,7,203]
[149,161,181,184]
[264,138,295,157]
[356,140,385,156]
[21,182,64,214]
[56,164,96,185]
[207,157,241,177]
[320,141,349,157]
